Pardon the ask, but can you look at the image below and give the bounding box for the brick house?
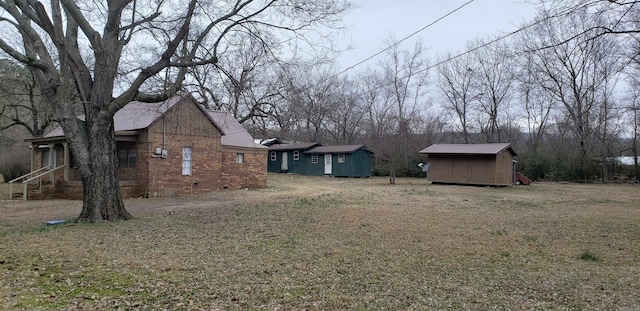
[15,95,268,200]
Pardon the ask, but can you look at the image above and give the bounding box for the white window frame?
[311,154,319,164]
[270,151,276,161]
[337,154,346,164]
[236,153,244,164]
[293,150,300,161]
[182,147,192,175]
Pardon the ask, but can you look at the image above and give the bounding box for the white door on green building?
[324,154,332,175]
[281,152,288,171]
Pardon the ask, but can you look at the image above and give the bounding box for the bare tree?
[377,39,430,184]
[515,51,554,153]
[360,69,394,146]
[323,76,365,144]
[435,51,480,144]
[0,0,349,222]
[471,39,517,143]
[624,73,640,181]
[540,1,640,39]
[277,66,341,142]
[0,59,52,138]
[189,33,281,124]
[522,7,623,180]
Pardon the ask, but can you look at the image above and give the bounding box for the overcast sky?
[336,0,539,70]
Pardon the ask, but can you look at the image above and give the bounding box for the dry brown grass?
[1,175,640,310]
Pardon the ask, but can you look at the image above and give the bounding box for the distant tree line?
[2,1,639,183]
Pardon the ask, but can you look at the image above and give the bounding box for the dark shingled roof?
[419,143,516,156]
[305,144,370,154]
[269,142,321,151]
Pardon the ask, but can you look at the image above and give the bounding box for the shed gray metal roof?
[419,143,516,156]
[269,142,320,151]
[305,144,370,154]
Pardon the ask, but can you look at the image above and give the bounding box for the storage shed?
[419,143,517,186]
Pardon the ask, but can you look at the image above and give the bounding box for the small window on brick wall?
[311,154,318,164]
[236,153,244,164]
[182,147,192,175]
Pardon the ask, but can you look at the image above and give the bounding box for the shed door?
[324,154,332,174]
[281,152,288,171]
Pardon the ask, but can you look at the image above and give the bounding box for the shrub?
[0,144,30,180]
[579,250,600,262]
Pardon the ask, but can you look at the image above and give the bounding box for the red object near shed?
[514,172,531,185]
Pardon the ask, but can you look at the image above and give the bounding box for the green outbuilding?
[267,142,321,174]
[267,143,372,177]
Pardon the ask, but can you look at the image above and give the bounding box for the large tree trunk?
[75,119,132,222]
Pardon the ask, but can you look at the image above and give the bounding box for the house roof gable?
[419,143,516,156]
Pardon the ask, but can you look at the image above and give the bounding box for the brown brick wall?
[146,132,224,197]
[220,149,268,189]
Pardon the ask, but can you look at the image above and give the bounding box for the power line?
[276,1,479,104]
[211,1,582,119]
[341,3,585,100]
[335,0,476,77]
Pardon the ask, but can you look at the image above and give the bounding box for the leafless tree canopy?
[0,0,349,222]
[3,0,640,208]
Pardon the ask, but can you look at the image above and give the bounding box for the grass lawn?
[1,174,640,310]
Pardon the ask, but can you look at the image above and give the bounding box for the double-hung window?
[118,149,137,167]
[182,147,192,175]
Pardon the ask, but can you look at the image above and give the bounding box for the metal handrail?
[8,166,50,184]
[8,165,66,201]
[23,165,65,184]
[8,166,50,200]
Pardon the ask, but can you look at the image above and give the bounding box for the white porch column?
[30,143,35,172]
[63,142,69,181]
[48,143,54,181]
